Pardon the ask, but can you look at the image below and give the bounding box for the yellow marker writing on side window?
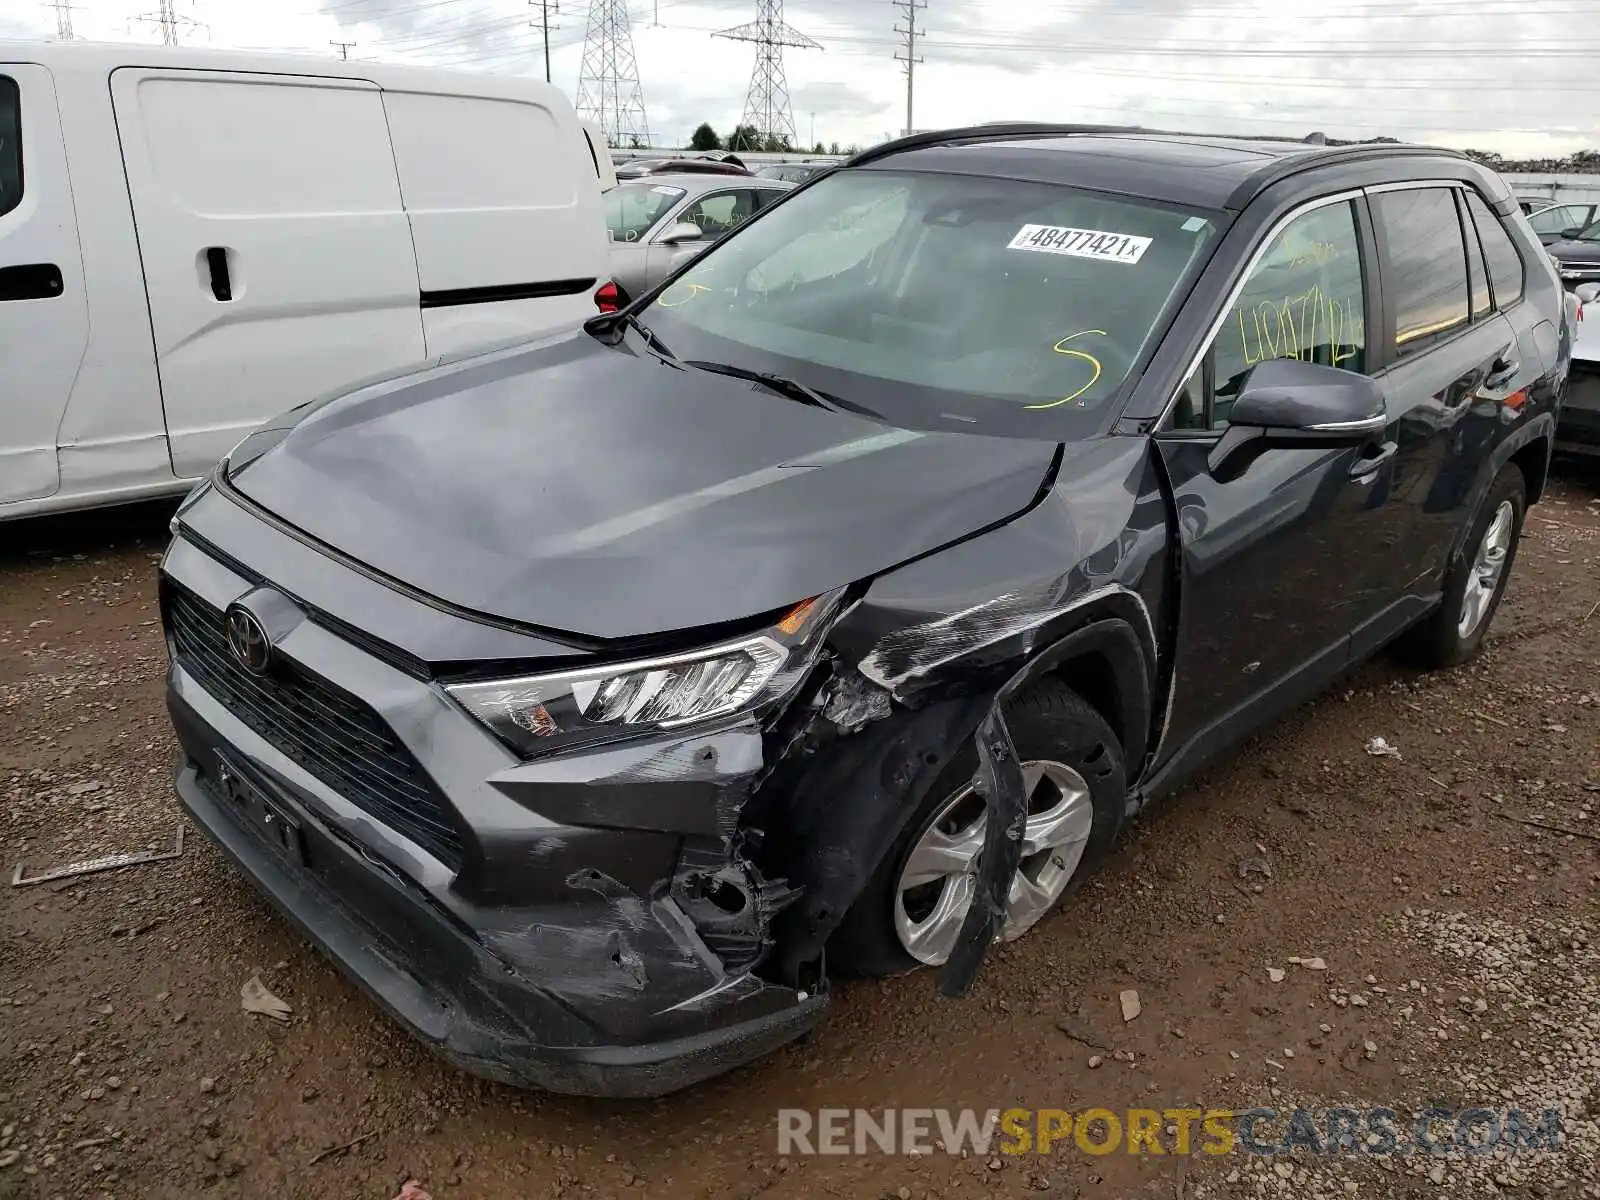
[658,282,712,308]
[1024,330,1107,410]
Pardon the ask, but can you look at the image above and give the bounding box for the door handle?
[1484,354,1520,390]
[0,263,64,302]
[205,247,234,302]
[1349,439,1398,482]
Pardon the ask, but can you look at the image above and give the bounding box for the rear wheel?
[1406,464,1526,669]
[829,680,1126,979]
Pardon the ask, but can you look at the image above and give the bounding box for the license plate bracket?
[215,756,306,867]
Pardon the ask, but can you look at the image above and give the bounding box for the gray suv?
[162,124,1566,1100]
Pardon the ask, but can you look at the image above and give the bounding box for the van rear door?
[0,64,89,505]
[381,87,605,357]
[110,68,427,478]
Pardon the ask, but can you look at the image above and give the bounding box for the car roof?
[850,125,1474,212]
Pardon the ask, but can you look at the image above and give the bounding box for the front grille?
[165,584,466,870]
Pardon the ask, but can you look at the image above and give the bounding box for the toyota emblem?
[225,606,272,675]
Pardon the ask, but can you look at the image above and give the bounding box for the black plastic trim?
[419,278,598,309]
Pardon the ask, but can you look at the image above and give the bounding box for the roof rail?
[844,123,1469,173]
[844,122,1149,168]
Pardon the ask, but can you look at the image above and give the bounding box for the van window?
[1373,188,1470,357]
[131,76,400,215]
[0,75,21,218]
[1464,191,1525,308]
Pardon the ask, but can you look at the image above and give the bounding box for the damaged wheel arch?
[752,592,1158,994]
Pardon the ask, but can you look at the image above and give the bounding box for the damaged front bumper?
[160,535,827,1099]
[170,725,825,1097]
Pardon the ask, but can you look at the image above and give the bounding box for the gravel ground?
[2,465,1598,1200]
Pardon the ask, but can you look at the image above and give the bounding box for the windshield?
[605,183,685,243]
[636,169,1221,435]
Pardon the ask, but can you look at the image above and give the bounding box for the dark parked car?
[1546,217,1600,291]
[161,124,1567,1099]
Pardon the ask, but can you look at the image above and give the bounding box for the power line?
[715,0,820,148]
[329,38,357,58]
[892,0,925,136]
[46,0,75,40]
[530,0,559,82]
[576,0,652,148]
[132,0,204,46]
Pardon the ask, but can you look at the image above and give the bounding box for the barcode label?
[1008,224,1152,264]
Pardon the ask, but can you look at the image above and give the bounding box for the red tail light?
[594,280,623,313]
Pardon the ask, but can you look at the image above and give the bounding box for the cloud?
[0,0,1590,155]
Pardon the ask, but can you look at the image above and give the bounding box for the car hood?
[1549,238,1600,264]
[230,332,1060,641]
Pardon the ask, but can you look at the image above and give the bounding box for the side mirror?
[1209,358,1387,482]
[1576,282,1600,304]
[1563,228,1584,240]
[659,221,705,246]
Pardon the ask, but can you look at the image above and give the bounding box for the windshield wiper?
[684,360,876,417]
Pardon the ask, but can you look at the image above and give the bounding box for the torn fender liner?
[936,702,1027,999]
[757,694,994,983]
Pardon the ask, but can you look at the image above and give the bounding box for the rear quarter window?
[1464,191,1525,309]
[0,75,21,218]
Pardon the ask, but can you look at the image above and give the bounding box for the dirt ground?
[2,463,1598,1200]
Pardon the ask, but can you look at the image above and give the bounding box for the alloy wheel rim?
[1457,500,1515,640]
[893,759,1094,966]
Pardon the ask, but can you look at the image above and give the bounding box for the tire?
[828,679,1127,980]
[1405,463,1527,670]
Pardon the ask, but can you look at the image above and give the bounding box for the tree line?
[686,122,859,156]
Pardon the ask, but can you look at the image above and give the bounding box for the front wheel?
[828,680,1127,979]
[1406,464,1527,669]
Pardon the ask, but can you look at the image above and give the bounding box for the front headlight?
[446,594,838,757]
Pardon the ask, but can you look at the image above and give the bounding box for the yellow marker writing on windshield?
[1025,330,1107,410]
[658,281,712,308]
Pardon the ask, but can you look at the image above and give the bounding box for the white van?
[0,41,608,520]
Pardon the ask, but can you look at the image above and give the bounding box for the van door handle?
[0,263,64,302]
[1349,440,1398,482]
[205,247,234,302]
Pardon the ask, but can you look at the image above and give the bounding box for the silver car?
[604,173,793,301]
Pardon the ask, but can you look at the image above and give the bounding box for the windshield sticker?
[1025,330,1107,411]
[1181,216,1209,232]
[1008,224,1151,264]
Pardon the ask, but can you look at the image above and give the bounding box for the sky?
[1,0,1595,156]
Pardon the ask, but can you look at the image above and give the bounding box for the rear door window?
[1373,188,1470,357]
[0,75,21,218]
[676,189,762,238]
[1464,191,1525,308]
